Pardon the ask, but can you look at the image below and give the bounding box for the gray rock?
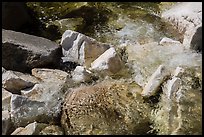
[10,122,48,135]
[61,30,110,67]
[2,88,12,111]
[2,29,62,73]
[20,82,66,120]
[10,94,60,128]
[2,110,14,135]
[90,47,124,76]
[71,66,93,83]
[161,2,202,51]
[2,70,40,94]
[25,68,70,103]
[20,68,71,125]
[61,80,150,135]
[2,2,32,30]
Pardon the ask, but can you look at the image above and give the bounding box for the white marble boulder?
[61,30,110,67]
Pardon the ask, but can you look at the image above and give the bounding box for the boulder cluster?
[2,2,202,135]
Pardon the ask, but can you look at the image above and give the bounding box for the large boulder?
[2,29,62,73]
[10,94,60,128]
[2,2,32,31]
[21,68,72,121]
[61,30,110,67]
[61,79,150,135]
[161,2,202,52]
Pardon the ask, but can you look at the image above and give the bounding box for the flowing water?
[24,2,202,135]
[26,2,202,81]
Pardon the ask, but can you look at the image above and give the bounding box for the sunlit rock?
[90,47,124,76]
[141,65,170,97]
[71,66,93,83]
[2,70,40,94]
[31,68,69,83]
[61,30,110,67]
[61,80,150,135]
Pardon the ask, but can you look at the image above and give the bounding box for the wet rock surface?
[161,2,202,52]
[1,2,202,135]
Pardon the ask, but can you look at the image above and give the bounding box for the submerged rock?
[61,80,150,135]
[49,18,84,34]
[126,42,201,87]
